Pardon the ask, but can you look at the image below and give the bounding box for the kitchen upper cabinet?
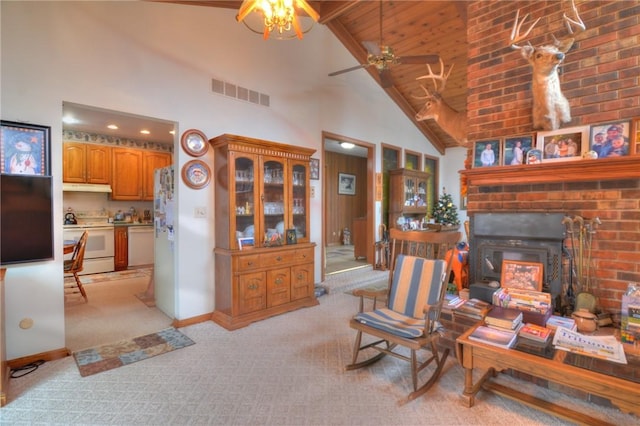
[63,142,111,184]
[142,152,172,200]
[112,148,143,200]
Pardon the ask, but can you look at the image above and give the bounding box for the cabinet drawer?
[260,251,294,268]
[235,254,261,271]
[294,247,314,263]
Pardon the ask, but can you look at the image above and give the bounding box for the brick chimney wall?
[465,1,640,315]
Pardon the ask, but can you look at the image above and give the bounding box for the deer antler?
[415,58,454,94]
[510,9,540,49]
[563,0,585,34]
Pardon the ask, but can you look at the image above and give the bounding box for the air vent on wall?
[212,78,270,107]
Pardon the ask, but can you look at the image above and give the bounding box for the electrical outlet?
[310,185,315,198]
[194,207,206,218]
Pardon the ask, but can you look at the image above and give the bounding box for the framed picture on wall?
[537,126,588,162]
[338,172,356,195]
[589,120,631,159]
[310,158,320,180]
[632,116,640,155]
[472,139,501,167]
[1,120,51,176]
[503,135,533,166]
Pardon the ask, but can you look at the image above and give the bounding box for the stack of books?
[468,325,518,349]
[484,306,523,331]
[518,322,552,343]
[442,293,466,314]
[453,298,492,321]
[546,315,577,332]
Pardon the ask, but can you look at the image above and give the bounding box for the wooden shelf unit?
[389,168,430,230]
[210,134,317,330]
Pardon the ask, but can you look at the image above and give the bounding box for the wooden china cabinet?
[210,134,317,330]
[389,168,430,230]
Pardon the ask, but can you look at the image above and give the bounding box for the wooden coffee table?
[456,322,640,425]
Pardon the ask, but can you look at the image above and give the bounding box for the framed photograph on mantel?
[503,135,533,166]
[632,116,640,155]
[589,120,631,159]
[537,126,588,162]
[338,172,356,195]
[472,139,501,168]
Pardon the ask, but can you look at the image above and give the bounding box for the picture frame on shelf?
[525,149,543,164]
[503,135,534,166]
[632,116,640,155]
[181,159,211,189]
[536,126,588,162]
[310,158,319,180]
[180,128,209,157]
[472,139,501,167]
[501,260,544,292]
[589,120,631,159]
[237,237,254,250]
[338,172,356,195]
[1,120,50,176]
[285,229,297,245]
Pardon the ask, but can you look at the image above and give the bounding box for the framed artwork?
[237,237,254,250]
[285,229,297,245]
[536,126,588,162]
[588,120,631,159]
[181,159,211,189]
[500,260,544,292]
[632,116,640,155]
[472,139,501,168]
[1,120,50,176]
[338,172,356,195]
[310,158,319,180]
[180,129,209,157]
[503,135,534,166]
[526,149,543,164]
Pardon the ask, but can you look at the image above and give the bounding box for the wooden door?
[86,145,111,184]
[62,142,86,183]
[142,151,171,200]
[114,227,128,271]
[111,148,143,200]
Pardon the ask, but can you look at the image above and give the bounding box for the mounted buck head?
[414,58,468,146]
[510,0,585,130]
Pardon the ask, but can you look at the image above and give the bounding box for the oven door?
[63,226,114,259]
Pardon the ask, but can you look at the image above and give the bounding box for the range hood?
[63,183,112,193]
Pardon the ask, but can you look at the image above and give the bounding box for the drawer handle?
[276,256,282,261]
[275,278,283,285]
[247,261,254,266]
[297,274,304,280]
[248,284,258,290]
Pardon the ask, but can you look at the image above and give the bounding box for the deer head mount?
[510,0,585,130]
[414,58,468,146]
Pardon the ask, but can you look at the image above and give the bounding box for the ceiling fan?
[328,2,439,88]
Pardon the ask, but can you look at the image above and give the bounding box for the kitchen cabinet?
[114,226,128,271]
[63,142,111,184]
[210,133,317,330]
[142,152,172,200]
[111,148,143,200]
[389,168,430,230]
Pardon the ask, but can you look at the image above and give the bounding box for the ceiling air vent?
[211,78,269,108]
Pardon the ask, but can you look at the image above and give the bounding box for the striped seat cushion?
[354,255,447,338]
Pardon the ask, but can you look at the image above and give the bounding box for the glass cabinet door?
[291,161,308,242]
[262,158,286,246]
[234,155,256,249]
[404,176,416,207]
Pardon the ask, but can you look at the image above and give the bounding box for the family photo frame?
[472,139,501,168]
[536,125,589,163]
[1,120,51,176]
[589,120,631,159]
[503,135,534,166]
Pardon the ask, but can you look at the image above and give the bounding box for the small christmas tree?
[431,188,460,226]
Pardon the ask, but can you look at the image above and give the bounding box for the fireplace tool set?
[562,215,601,314]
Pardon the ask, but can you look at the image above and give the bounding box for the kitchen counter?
[113,221,153,227]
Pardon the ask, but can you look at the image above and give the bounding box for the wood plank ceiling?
[163,1,468,154]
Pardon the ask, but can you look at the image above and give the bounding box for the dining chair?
[64,231,89,302]
[346,228,460,404]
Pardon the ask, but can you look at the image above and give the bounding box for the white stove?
[63,210,115,275]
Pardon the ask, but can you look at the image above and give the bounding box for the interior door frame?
[321,131,376,283]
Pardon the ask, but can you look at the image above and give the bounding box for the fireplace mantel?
[460,156,640,186]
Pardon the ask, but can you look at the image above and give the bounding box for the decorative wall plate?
[182,159,211,189]
[180,129,209,157]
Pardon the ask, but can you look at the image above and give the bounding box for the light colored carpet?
[3,269,637,425]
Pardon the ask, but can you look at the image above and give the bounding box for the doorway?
[321,132,376,281]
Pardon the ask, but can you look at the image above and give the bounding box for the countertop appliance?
[63,210,114,275]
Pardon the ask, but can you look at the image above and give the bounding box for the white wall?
[1,1,463,359]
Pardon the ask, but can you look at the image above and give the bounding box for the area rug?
[72,327,195,377]
[65,267,151,285]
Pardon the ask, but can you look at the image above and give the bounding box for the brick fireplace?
[463,1,640,318]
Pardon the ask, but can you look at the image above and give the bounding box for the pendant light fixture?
[236,0,319,40]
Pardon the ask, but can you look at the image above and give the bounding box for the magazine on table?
[552,326,627,364]
[468,325,518,349]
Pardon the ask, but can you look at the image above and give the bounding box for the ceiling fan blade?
[379,68,393,88]
[396,54,440,65]
[328,64,368,77]
[362,41,381,56]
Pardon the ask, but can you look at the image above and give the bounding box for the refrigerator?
[154,165,176,318]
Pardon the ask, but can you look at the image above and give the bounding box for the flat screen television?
[1,174,53,265]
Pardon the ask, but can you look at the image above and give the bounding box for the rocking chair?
[346,228,460,404]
